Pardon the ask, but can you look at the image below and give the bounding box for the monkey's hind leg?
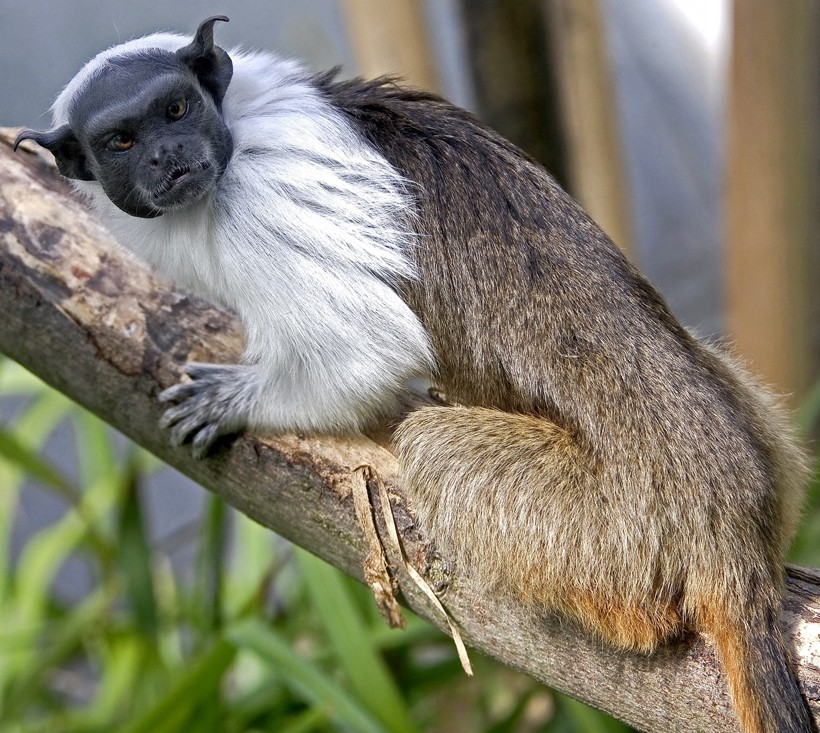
[395,405,814,733]
[393,405,683,650]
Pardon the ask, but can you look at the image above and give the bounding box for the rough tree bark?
[1,130,819,733]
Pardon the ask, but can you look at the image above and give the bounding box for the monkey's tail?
[703,593,814,733]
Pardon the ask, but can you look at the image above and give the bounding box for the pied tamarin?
[16,17,813,733]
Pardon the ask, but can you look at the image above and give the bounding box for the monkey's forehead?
[68,54,196,130]
[53,33,190,126]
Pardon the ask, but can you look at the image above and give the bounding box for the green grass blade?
[0,587,112,720]
[229,618,388,733]
[119,638,236,733]
[13,466,122,625]
[73,411,116,489]
[0,462,20,605]
[84,635,146,728]
[296,549,416,733]
[796,377,820,435]
[0,360,47,395]
[194,496,228,634]
[117,464,159,637]
[0,428,74,497]
[6,390,75,445]
[278,706,329,733]
[13,513,90,627]
[224,514,280,618]
[789,462,820,564]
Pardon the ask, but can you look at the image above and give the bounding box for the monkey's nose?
[150,141,186,167]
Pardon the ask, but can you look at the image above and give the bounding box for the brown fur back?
[323,75,813,732]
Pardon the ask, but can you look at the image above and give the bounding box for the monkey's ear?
[14,125,94,181]
[177,16,233,109]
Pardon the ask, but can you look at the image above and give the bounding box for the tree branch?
[1,129,818,733]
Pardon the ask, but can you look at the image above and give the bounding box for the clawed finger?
[184,362,227,380]
[159,400,200,429]
[169,413,210,447]
[192,423,223,459]
[159,381,201,404]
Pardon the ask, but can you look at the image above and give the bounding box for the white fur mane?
[55,33,434,432]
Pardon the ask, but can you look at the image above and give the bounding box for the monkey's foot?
[159,363,254,458]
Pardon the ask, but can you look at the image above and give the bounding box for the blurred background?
[0,1,817,731]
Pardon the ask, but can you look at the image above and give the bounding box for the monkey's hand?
[159,363,257,458]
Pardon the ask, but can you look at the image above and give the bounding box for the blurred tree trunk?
[340,0,440,92]
[459,0,568,186]
[726,1,820,402]
[344,0,634,257]
[542,0,634,258]
[459,0,633,257]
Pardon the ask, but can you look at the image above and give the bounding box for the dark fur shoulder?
[315,75,688,404]
[314,71,543,174]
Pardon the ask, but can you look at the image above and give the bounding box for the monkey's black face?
[70,57,234,218]
[15,16,234,219]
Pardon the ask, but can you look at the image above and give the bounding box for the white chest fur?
[63,35,434,433]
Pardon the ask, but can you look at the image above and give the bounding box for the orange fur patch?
[556,590,684,654]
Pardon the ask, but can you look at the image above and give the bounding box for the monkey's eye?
[167,99,188,121]
[106,134,134,152]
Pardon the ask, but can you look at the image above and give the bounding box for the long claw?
[159,382,199,403]
[159,401,198,429]
[184,362,223,379]
[192,423,222,459]
[169,413,207,446]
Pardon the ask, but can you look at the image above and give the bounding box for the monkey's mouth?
[152,160,214,205]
